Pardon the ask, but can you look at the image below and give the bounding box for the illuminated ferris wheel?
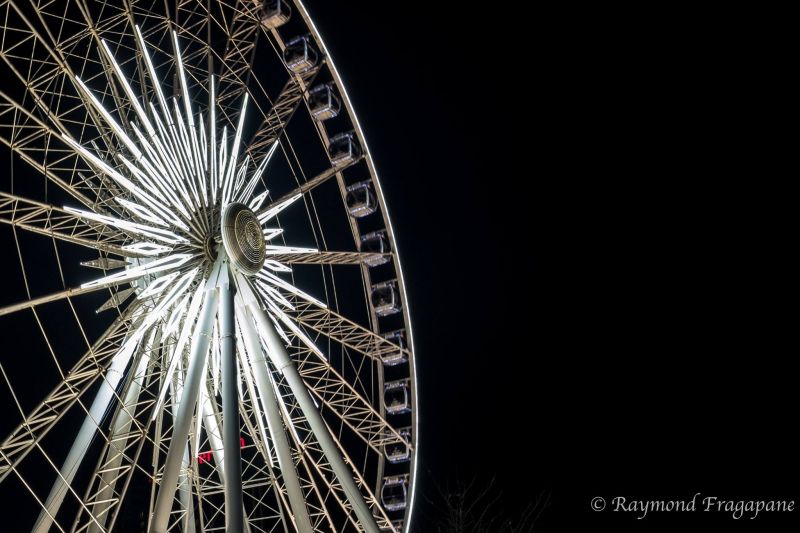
[0,1,416,532]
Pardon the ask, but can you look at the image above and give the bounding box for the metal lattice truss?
[0,192,129,254]
[0,1,416,532]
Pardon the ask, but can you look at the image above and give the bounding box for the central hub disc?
[221,202,266,276]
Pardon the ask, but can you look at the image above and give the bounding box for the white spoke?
[64,207,187,245]
[152,280,206,419]
[257,194,302,225]
[223,94,249,206]
[238,275,380,533]
[256,269,326,308]
[81,254,194,289]
[235,142,278,204]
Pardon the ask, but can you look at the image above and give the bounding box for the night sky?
[305,3,799,531]
[1,1,797,532]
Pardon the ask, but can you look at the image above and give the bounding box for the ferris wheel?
[0,1,417,532]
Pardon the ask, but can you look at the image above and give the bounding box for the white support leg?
[237,275,380,533]
[236,295,313,532]
[150,286,219,533]
[219,276,245,532]
[33,338,141,533]
[87,341,152,533]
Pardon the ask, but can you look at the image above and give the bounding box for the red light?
[196,436,246,464]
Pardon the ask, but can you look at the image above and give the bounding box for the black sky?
[300,0,545,511]
[303,2,799,531]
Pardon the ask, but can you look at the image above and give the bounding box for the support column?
[88,343,151,533]
[171,363,197,533]
[151,287,219,533]
[33,339,139,533]
[237,296,313,531]
[220,275,245,532]
[237,275,380,533]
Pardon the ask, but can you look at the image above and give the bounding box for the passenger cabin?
[261,0,291,29]
[309,83,341,121]
[381,476,409,512]
[384,427,412,463]
[380,329,408,366]
[371,281,402,317]
[283,35,318,74]
[346,180,377,218]
[360,230,391,267]
[328,131,361,166]
[384,379,411,415]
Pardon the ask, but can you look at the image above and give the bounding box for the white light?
[257,194,302,224]
[135,25,170,119]
[264,245,318,255]
[115,197,168,227]
[81,253,193,289]
[232,156,249,199]
[138,271,180,300]
[256,270,326,309]
[199,112,208,173]
[63,135,177,225]
[152,281,207,419]
[117,151,190,228]
[145,108,196,216]
[65,207,188,245]
[172,28,206,196]
[222,94,249,205]
[121,129,188,215]
[218,126,228,199]
[237,142,278,204]
[262,228,284,242]
[209,75,217,204]
[263,260,291,273]
[248,192,269,212]
[73,76,143,160]
[257,283,294,310]
[121,242,173,257]
[171,99,202,210]
[164,293,191,338]
[131,268,198,346]
[100,39,155,136]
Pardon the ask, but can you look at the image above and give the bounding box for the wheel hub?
[221,202,266,276]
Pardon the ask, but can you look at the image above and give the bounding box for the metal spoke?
[0,281,131,318]
[255,156,362,218]
[0,304,139,483]
[295,346,408,452]
[269,250,390,266]
[245,65,320,157]
[0,192,131,255]
[287,296,411,363]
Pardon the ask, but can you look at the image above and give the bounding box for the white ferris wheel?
[0,1,417,532]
